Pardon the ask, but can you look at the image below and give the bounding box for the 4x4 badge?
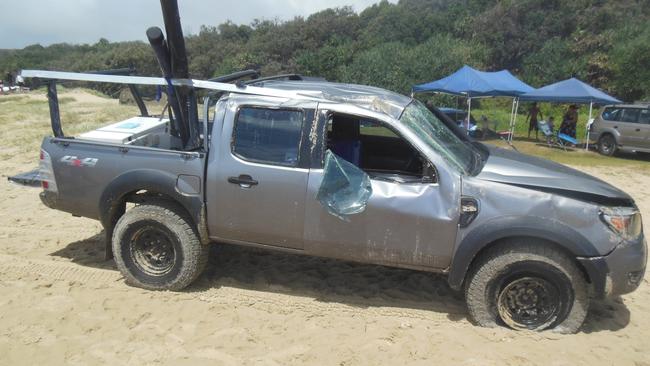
[60,155,98,167]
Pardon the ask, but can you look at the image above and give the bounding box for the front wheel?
[112,200,208,291]
[465,241,589,333]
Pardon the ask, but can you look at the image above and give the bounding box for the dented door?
[302,107,461,270]
[304,168,459,269]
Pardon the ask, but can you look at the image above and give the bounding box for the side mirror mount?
[421,161,437,184]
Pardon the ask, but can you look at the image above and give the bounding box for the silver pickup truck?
[14,72,643,334]
[13,0,646,334]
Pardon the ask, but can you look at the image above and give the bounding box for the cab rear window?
[232,107,304,167]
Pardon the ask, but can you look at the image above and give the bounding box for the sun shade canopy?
[519,77,622,104]
[412,65,534,97]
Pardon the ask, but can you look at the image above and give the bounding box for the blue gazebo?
[519,78,622,148]
[412,65,533,134]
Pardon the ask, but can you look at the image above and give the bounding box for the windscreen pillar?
[46,81,65,137]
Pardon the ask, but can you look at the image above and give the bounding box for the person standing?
[525,102,543,140]
[560,105,578,139]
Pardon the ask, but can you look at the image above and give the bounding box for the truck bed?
[39,137,205,223]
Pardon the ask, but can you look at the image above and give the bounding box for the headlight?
[600,207,642,241]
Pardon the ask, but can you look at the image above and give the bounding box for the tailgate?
[7,168,42,187]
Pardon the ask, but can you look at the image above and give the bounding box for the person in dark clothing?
[525,102,543,140]
[560,105,578,139]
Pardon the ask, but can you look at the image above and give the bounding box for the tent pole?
[509,98,516,140]
[511,98,520,142]
[467,97,472,133]
[585,101,593,150]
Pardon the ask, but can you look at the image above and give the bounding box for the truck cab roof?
[248,80,413,120]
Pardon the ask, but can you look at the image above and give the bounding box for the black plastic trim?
[447,216,601,290]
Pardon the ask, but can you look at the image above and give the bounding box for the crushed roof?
[252,80,413,119]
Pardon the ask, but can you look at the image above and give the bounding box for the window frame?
[230,105,307,168]
[320,111,437,183]
[619,108,642,124]
[637,109,650,125]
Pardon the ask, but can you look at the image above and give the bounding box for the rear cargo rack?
[20,70,326,100]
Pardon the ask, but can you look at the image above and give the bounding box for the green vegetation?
[1,0,649,102]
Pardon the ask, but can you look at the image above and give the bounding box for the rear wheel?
[112,200,208,291]
[465,241,588,333]
[598,134,617,156]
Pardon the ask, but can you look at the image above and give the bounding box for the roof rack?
[20,70,326,101]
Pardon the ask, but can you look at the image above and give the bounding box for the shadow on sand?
[51,231,631,332]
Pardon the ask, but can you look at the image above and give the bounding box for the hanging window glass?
[317,150,372,221]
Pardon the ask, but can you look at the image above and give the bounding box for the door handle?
[228,174,258,188]
[613,126,618,129]
[636,128,641,132]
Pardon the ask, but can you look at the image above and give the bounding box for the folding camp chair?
[537,120,577,151]
[557,132,578,149]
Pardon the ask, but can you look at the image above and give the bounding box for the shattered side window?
[400,101,474,174]
[317,150,372,221]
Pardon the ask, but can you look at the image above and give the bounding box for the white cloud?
[0,0,394,48]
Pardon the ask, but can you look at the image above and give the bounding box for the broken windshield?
[400,100,475,174]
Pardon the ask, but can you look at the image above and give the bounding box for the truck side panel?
[41,137,205,227]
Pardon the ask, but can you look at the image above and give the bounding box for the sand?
[0,139,648,364]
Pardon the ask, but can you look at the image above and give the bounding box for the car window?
[601,107,621,121]
[232,107,303,167]
[639,109,650,124]
[619,108,641,123]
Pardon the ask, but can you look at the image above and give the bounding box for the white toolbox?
[79,116,169,144]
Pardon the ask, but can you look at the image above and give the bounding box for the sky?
[0,0,392,49]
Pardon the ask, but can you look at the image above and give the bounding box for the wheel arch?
[99,169,208,248]
[598,130,619,144]
[447,217,599,291]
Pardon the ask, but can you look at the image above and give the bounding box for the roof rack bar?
[209,69,259,83]
[244,74,303,84]
[19,70,325,102]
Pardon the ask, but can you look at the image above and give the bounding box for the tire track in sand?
[0,254,465,324]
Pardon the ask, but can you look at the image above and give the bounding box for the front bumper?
[578,235,647,298]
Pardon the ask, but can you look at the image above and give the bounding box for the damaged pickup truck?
[13,0,646,333]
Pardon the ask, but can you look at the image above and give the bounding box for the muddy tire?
[112,200,208,291]
[464,241,588,334]
[598,134,617,156]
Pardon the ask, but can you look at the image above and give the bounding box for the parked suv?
[590,104,650,156]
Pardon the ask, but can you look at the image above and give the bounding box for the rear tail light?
[39,149,58,193]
